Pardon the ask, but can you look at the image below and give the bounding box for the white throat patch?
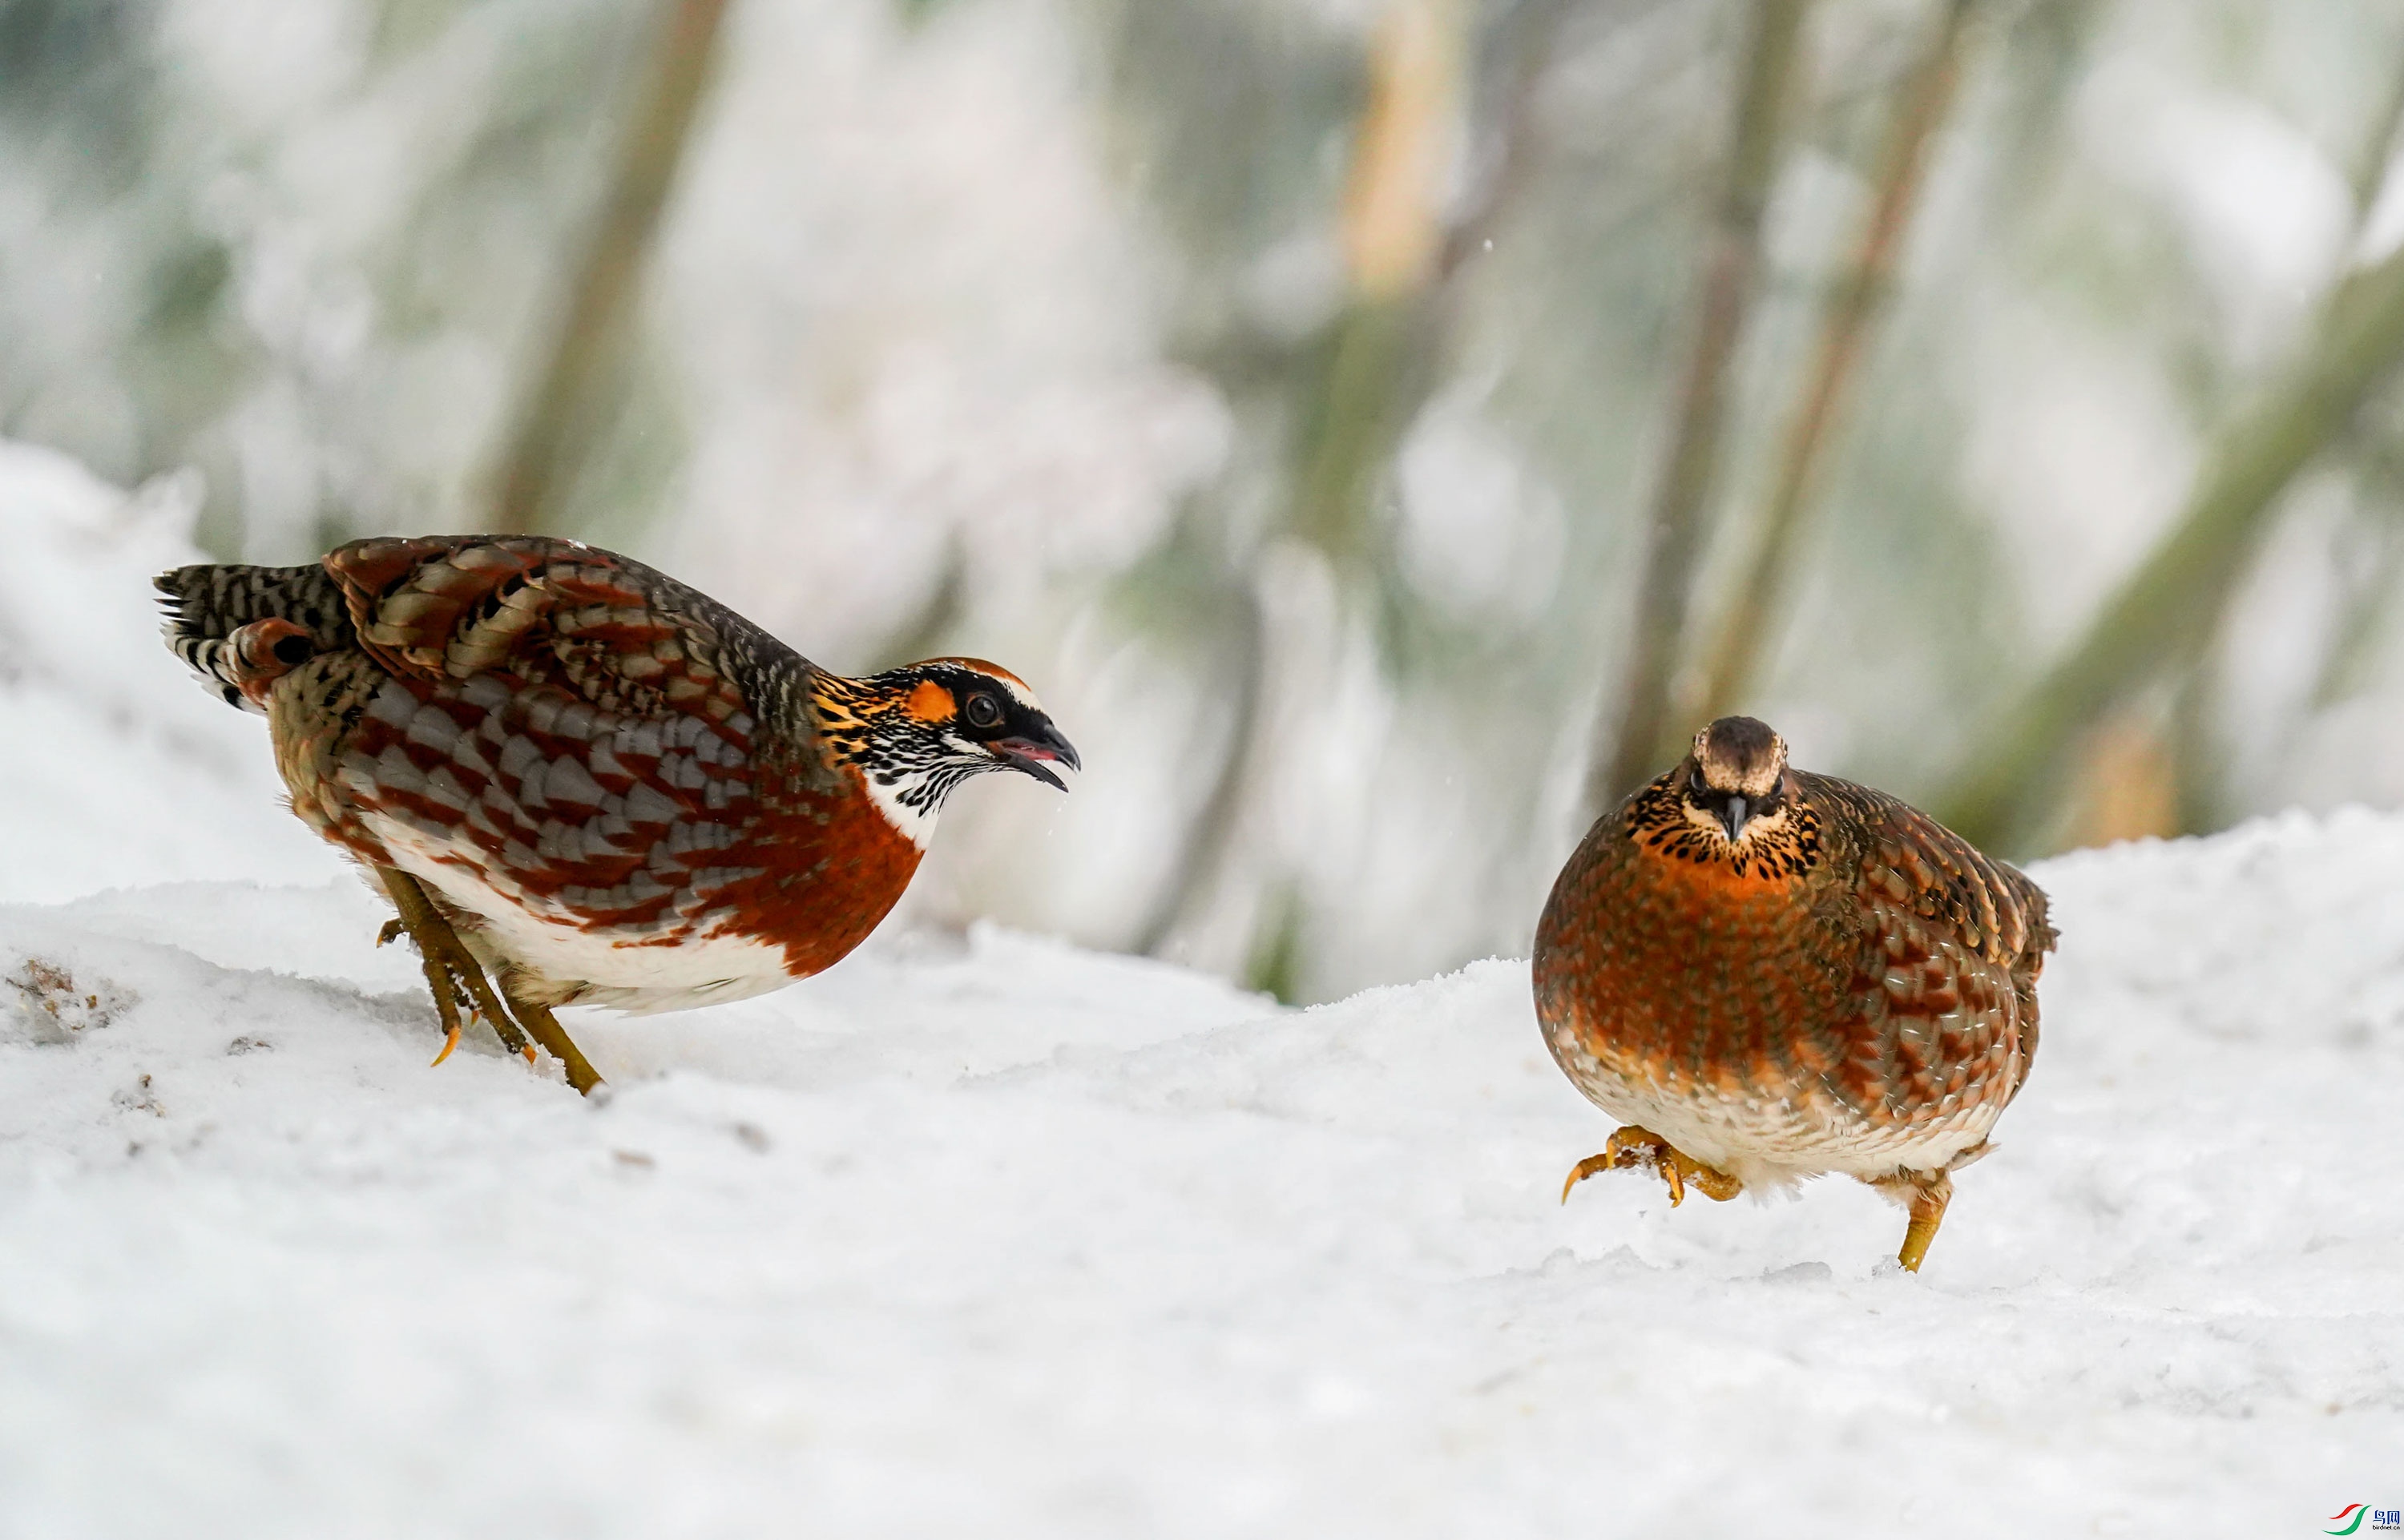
[859,766,946,850]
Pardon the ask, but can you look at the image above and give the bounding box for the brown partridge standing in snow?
[158,534,1078,1095]
[1535,716,2052,1272]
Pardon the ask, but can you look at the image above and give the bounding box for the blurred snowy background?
[9,0,2404,1000]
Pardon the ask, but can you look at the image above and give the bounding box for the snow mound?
[0,442,331,902]
[2,812,2401,1537]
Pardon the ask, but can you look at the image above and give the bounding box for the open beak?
[992,721,1081,792]
[1719,794,1749,841]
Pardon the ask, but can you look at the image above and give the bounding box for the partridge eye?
[963,692,1003,729]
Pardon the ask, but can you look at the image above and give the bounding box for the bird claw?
[377,867,604,1095]
[375,919,405,949]
[1561,1125,1743,1207]
[376,869,530,1056]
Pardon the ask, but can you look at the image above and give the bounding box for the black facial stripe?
[1688,784,1783,820]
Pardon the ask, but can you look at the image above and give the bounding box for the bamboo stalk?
[1584,0,1812,812]
[1688,0,1976,728]
[1437,0,1579,284]
[2307,426,2404,710]
[2297,69,2404,713]
[1939,240,2404,849]
[1341,0,1463,310]
[2149,65,2404,828]
[1132,576,1267,957]
[2006,59,2404,847]
[2347,59,2404,217]
[490,0,730,534]
[1295,0,1465,563]
[1143,0,1595,978]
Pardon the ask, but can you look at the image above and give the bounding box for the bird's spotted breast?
[1538,833,1845,1107]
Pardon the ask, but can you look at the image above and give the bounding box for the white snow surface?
[4,815,2403,1538]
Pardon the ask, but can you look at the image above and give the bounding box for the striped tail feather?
[155,562,351,712]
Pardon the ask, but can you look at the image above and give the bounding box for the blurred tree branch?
[1438,0,1582,283]
[1195,0,1467,993]
[2051,56,2404,847]
[1292,0,1465,566]
[2155,62,2404,829]
[1688,0,1976,725]
[1145,0,1580,984]
[1131,565,1267,959]
[490,0,728,535]
[1940,239,2404,850]
[1585,0,1811,815]
[2348,58,2404,216]
[2308,410,2404,711]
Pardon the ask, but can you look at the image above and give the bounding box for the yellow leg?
[1562,1124,1745,1207]
[495,983,605,1098]
[1886,1171,1954,1273]
[375,867,533,1063]
[375,913,472,1063]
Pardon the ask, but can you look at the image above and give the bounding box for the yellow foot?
[1872,1171,1955,1273]
[498,990,604,1097]
[376,868,605,1097]
[376,866,530,1058]
[1562,1125,1745,1207]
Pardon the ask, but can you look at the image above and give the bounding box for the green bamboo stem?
[491,0,729,534]
[1940,241,2404,849]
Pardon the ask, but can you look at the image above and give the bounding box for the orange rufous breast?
[711,740,926,979]
[1536,830,1854,1105]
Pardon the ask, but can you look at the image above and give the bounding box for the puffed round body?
[1533,770,2049,1191]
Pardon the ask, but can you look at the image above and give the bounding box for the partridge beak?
[993,721,1080,792]
[1720,795,1749,841]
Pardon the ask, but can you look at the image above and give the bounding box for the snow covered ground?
[6,824,2404,1539]
[4,445,2402,1536]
